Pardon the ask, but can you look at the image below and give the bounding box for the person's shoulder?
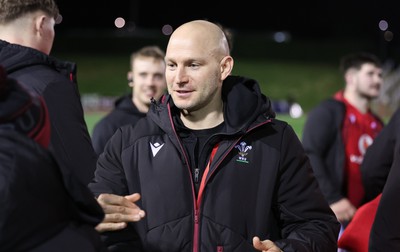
[313,98,343,110]
[308,98,344,117]
[259,117,299,137]
[92,112,114,132]
[270,117,289,127]
[117,115,160,141]
[114,94,141,114]
[303,98,345,132]
[15,55,76,91]
[270,118,299,134]
[49,56,77,75]
[259,118,303,149]
[107,117,155,151]
[94,101,145,130]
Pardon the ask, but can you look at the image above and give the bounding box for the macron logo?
[150,142,164,157]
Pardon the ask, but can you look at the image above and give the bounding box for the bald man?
[89,20,340,252]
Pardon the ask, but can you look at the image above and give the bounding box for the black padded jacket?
[0,40,97,186]
[90,75,340,252]
[0,129,106,252]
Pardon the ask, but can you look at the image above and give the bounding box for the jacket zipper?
[167,104,272,251]
[194,168,200,183]
[193,144,219,252]
[167,104,200,252]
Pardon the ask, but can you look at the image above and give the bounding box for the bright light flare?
[114,17,125,28]
[273,31,291,43]
[162,24,173,35]
[378,20,388,31]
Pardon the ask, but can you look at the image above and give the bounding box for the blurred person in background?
[89,19,339,252]
[302,52,384,236]
[0,0,98,186]
[91,45,166,156]
[0,66,106,252]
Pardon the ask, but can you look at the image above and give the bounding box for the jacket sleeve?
[89,128,141,251]
[301,102,343,204]
[276,124,341,251]
[361,109,399,202]
[89,127,130,196]
[43,79,97,186]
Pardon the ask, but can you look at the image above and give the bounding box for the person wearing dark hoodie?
[0,65,106,251]
[362,107,400,250]
[0,0,97,187]
[91,45,166,156]
[89,20,340,252]
[301,52,384,240]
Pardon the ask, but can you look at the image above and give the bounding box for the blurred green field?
[84,112,306,139]
[85,112,106,135]
[60,53,343,113]
[57,33,384,139]
[75,54,337,140]
[53,33,365,114]
[75,54,337,139]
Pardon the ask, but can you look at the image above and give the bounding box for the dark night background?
[56,1,399,37]
[51,0,400,115]
[54,0,400,62]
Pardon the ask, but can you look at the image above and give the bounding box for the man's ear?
[220,56,234,80]
[127,71,133,87]
[344,69,355,85]
[34,15,47,36]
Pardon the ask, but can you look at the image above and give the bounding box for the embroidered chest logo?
[350,134,373,164]
[150,142,164,157]
[235,141,252,163]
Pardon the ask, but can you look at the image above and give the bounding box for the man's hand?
[253,236,283,252]
[330,198,356,222]
[95,193,146,233]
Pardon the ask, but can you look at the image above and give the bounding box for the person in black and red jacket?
[0,65,107,252]
[0,0,97,188]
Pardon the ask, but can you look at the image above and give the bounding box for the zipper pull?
[194,168,200,183]
[194,209,199,223]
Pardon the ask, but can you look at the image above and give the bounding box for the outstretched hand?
[253,236,283,252]
[95,193,146,233]
[330,198,356,222]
